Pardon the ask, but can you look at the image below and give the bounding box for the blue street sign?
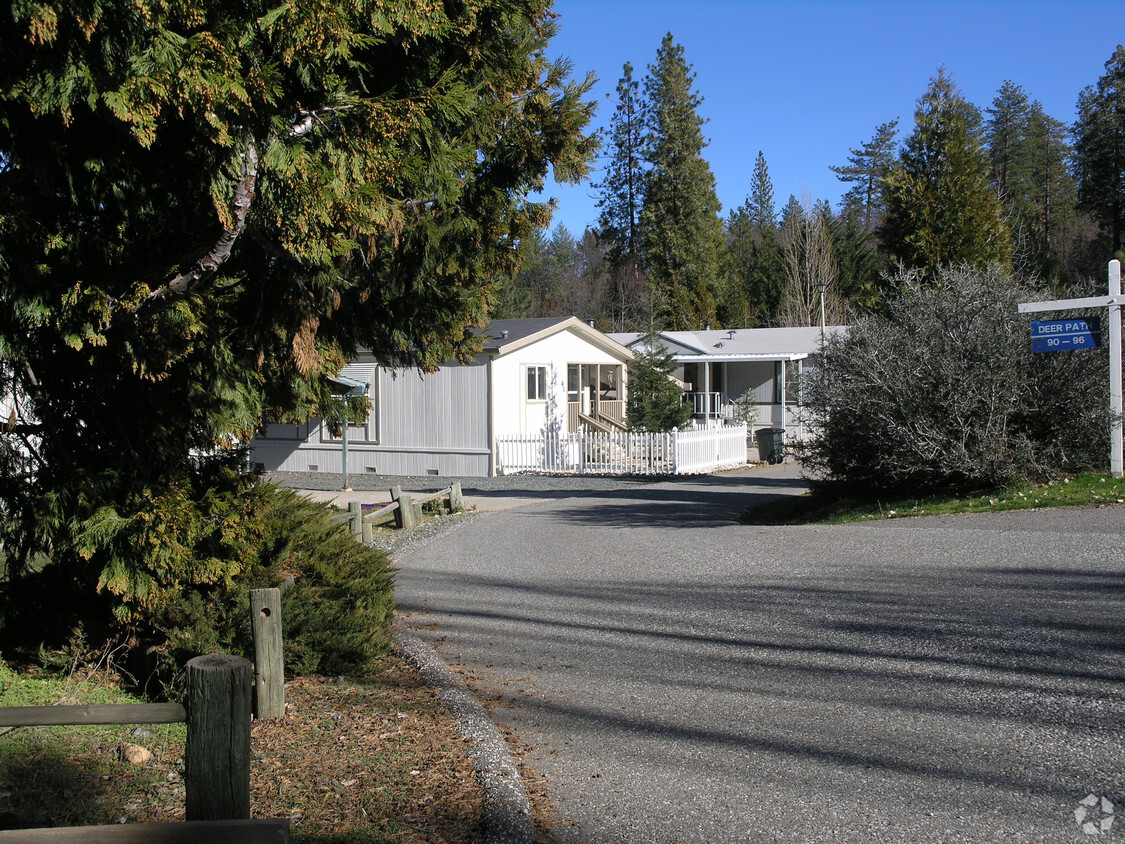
[1030,318,1101,353]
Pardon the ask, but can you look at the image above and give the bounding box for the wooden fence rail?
[331,483,463,540]
[0,653,288,843]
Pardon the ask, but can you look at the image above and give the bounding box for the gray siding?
[379,360,489,450]
[723,361,775,405]
[251,359,494,478]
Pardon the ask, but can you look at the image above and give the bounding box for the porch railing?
[684,391,723,416]
[496,423,747,476]
[566,398,626,432]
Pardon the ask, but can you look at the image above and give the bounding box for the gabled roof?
[609,325,848,362]
[481,317,633,360]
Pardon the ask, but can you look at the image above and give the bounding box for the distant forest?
[492,39,1125,332]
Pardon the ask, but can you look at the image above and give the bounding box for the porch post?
[703,361,711,423]
[779,359,787,432]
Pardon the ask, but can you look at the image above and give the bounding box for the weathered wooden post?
[449,481,464,513]
[391,486,417,529]
[362,515,374,544]
[250,589,285,719]
[185,654,252,821]
[347,501,363,539]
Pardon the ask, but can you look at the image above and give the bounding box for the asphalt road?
[393,465,1125,843]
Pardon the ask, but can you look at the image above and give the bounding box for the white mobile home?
[252,317,633,478]
[610,326,848,439]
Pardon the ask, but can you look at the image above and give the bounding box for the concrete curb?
[392,629,533,844]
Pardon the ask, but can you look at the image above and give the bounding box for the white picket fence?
[495,423,748,476]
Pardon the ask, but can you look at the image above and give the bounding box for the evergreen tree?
[986,82,1081,282]
[1073,44,1125,257]
[722,203,755,327]
[626,331,693,432]
[831,119,899,232]
[638,33,725,330]
[826,212,885,312]
[880,69,1011,274]
[594,62,653,331]
[723,151,784,326]
[748,150,778,234]
[0,0,596,611]
[595,63,647,266]
[1024,101,1081,281]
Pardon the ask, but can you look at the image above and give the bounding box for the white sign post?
[1018,260,1123,478]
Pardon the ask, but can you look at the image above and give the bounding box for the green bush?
[146,486,396,696]
[800,264,1111,493]
[1,478,395,697]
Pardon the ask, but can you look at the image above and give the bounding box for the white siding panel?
[491,328,631,437]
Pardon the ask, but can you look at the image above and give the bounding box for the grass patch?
[0,658,187,828]
[741,470,1125,525]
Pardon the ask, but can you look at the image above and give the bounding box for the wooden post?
[362,518,374,543]
[185,655,252,821]
[392,486,417,529]
[347,501,363,538]
[449,481,464,513]
[250,589,285,720]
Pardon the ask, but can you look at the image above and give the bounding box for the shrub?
[799,264,1111,493]
[1,477,395,696]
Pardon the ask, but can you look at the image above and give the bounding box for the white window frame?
[526,364,549,402]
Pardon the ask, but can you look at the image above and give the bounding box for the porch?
[681,358,805,438]
[565,362,626,433]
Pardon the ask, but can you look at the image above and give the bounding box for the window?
[258,422,303,440]
[320,393,378,444]
[527,365,548,401]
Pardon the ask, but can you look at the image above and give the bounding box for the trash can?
[755,427,786,464]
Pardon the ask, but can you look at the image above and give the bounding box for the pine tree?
[1024,102,1080,280]
[723,151,787,327]
[1073,44,1125,257]
[880,69,1011,275]
[985,82,1081,282]
[638,33,725,330]
[831,119,899,233]
[596,63,647,266]
[626,330,693,432]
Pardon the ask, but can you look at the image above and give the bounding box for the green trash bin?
[755,427,786,464]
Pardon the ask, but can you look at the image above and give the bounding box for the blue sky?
[536,0,1125,236]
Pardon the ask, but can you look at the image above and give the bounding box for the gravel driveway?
[391,466,1124,843]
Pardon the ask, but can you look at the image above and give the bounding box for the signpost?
[1018,260,1123,477]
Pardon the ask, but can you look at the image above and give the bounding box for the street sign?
[1018,260,1122,477]
[1030,317,1101,353]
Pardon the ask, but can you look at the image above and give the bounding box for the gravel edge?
[392,628,533,844]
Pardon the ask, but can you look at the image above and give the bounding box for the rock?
[120,743,153,766]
